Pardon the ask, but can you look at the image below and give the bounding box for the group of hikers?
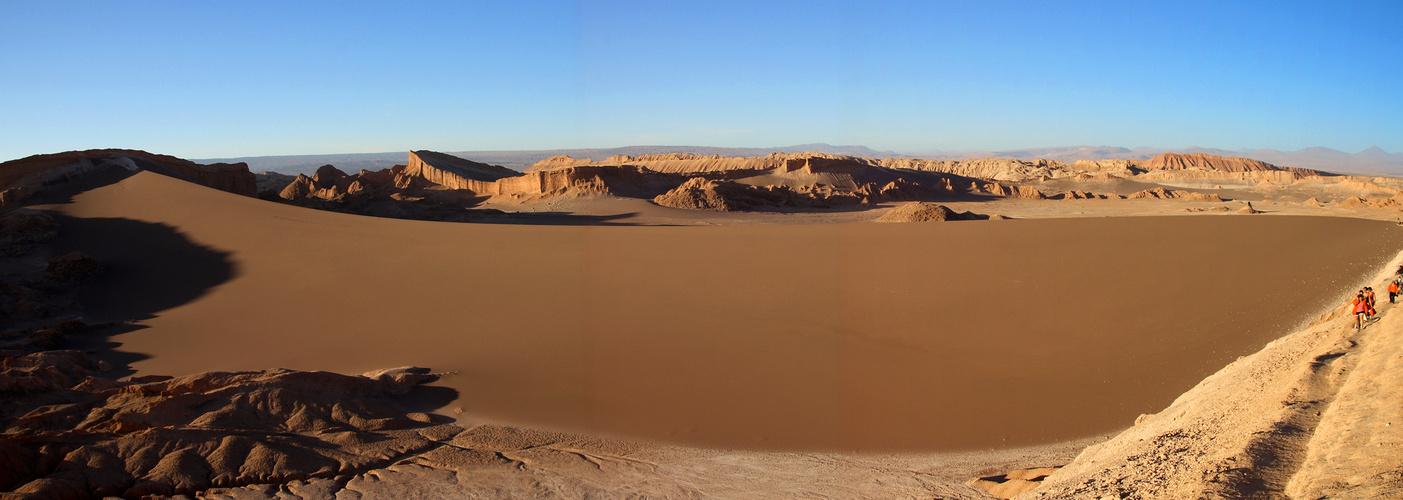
[1353,279,1403,328]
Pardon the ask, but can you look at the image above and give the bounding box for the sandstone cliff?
[403,150,521,190]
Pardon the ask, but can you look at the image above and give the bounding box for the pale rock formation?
[973,182,1047,199]
[882,158,1071,182]
[1071,159,1139,176]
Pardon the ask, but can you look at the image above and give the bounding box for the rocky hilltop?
[0,150,256,207]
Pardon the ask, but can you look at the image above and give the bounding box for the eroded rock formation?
[875,202,978,222]
[1127,187,1224,202]
[403,150,521,189]
[0,353,456,499]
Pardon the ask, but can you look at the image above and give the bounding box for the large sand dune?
[44,171,1403,454]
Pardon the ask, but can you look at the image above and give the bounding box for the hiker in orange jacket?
[1353,292,1369,329]
[1389,280,1400,304]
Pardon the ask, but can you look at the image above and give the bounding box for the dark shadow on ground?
[12,163,140,207]
[48,214,237,323]
[394,384,463,415]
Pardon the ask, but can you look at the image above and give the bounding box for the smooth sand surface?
[47,172,1403,452]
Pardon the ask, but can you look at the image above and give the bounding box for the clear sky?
[1,1,1399,161]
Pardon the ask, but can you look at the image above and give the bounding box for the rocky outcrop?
[1127,187,1224,202]
[875,202,977,222]
[0,350,459,499]
[463,165,684,201]
[1070,159,1140,176]
[0,149,256,201]
[254,171,297,197]
[855,178,934,202]
[1337,196,1403,210]
[279,165,390,203]
[652,178,867,211]
[1060,190,1123,200]
[652,178,764,211]
[1238,201,1261,214]
[43,251,100,283]
[972,182,1047,199]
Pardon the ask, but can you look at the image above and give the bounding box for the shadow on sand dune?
[40,214,236,379]
[50,214,237,323]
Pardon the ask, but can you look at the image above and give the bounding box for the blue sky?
[1,1,1399,160]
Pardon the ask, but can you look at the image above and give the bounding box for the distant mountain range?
[200,144,1403,176]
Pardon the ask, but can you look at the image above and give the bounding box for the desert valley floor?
[45,171,1403,453]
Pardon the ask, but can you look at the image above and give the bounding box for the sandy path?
[45,172,1403,453]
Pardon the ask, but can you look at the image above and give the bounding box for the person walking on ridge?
[1391,280,1400,304]
[1366,287,1377,320]
[1353,292,1369,329]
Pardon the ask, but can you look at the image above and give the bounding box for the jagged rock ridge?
[0,149,256,207]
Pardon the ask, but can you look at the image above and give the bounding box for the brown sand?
[45,171,1403,452]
